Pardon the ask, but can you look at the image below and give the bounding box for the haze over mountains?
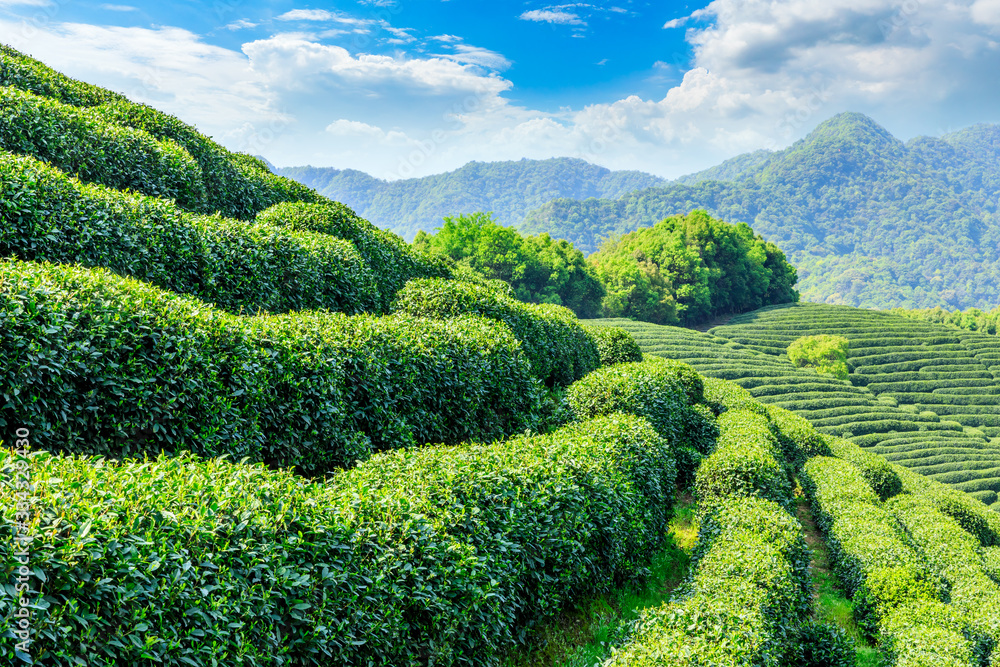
[278,113,1000,312]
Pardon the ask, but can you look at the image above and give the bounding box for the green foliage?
[886,492,1000,652]
[701,375,766,415]
[0,260,543,473]
[392,278,599,386]
[256,201,451,310]
[0,414,676,666]
[603,497,810,666]
[0,46,321,220]
[413,211,605,318]
[793,621,856,667]
[694,409,793,508]
[787,334,850,380]
[277,156,668,241]
[764,404,833,470]
[892,305,1000,335]
[0,151,381,315]
[0,86,207,209]
[521,112,1000,311]
[565,359,703,484]
[583,325,643,366]
[587,210,799,325]
[879,599,986,667]
[799,456,941,640]
[825,436,902,501]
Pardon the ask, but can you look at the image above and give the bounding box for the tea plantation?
[4,45,1000,667]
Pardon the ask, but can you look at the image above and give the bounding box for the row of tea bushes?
[0,86,207,209]
[0,45,323,220]
[798,456,978,664]
[256,202,451,312]
[0,260,542,474]
[593,312,1000,510]
[567,359,714,483]
[886,493,1000,651]
[0,413,677,666]
[0,151,382,315]
[604,496,814,666]
[394,278,600,386]
[603,387,828,665]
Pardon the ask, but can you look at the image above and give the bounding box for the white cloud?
[225,19,258,31]
[326,119,408,143]
[0,0,51,6]
[663,17,687,29]
[276,9,337,21]
[99,4,136,11]
[519,9,586,26]
[436,44,511,70]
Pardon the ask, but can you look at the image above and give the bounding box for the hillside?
[587,316,1000,509]
[276,157,668,241]
[521,113,1000,311]
[5,45,1000,667]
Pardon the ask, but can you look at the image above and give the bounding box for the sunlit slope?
[586,317,1000,509]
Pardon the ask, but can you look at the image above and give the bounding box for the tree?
[413,212,605,318]
[787,335,850,380]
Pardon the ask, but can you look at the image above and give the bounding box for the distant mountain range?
[274,113,1000,310]
[275,158,667,242]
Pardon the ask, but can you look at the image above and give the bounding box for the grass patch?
[795,496,880,667]
[503,491,698,667]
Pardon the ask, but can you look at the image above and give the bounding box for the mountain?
[520,112,1000,311]
[276,157,668,241]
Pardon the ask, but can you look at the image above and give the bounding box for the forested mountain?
[520,113,1000,310]
[277,158,667,240]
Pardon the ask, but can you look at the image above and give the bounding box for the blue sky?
[3,0,1000,179]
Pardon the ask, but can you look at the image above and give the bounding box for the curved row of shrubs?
[0,413,677,666]
[0,45,323,220]
[0,86,207,209]
[393,278,600,386]
[257,202,451,311]
[799,455,996,665]
[0,260,542,474]
[603,380,834,665]
[0,152,383,315]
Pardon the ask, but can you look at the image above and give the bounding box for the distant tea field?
[586,313,1000,510]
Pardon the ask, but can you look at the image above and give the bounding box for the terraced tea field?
[585,317,1000,509]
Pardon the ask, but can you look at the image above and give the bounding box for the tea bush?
[393,278,599,386]
[0,152,378,315]
[584,325,643,366]
[0,86,206,209]
[256,202,451,311]
[0,413,675,666]
[0,260,542,473]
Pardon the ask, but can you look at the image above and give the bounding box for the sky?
[2,0,1000,180]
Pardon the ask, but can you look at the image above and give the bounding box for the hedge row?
[604,497,814,667]
[694,409,793,508]
[567,359,712,483]
[583,325,643,366]
[0,260,542,474]
[257,202,451,310]
[799,456,943,639]
[0,152,380,315]
[0,44,125,107]
[394,278,600,386]
[886,493,1000,654]
[0,86,206,209]
[892,464,1000,547]
[0,413,676,666]
[825,436,902,501]
[0,46,322,220]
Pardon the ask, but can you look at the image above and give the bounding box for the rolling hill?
[521,113,1000,311]
[4,44,1000,667]
[276,157,668,241]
